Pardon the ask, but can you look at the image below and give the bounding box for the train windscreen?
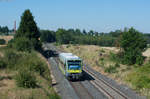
[68,60,81,70]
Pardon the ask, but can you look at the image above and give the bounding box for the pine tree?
[15,9,41,50]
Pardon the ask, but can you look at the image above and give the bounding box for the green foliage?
[40,30,55,43]
[0,26,9,34]
[54,28,116,46]
[0,39,6,45]
[3,49,22,69]
[56,28,74,44]
[9,37,33,52]
[136,55,145,65]
[0,59,6,69]
[99,58,105,67]
[27,59,47,77]
[15,70,37,88]
[109,52,122,63]
[18,52,51,80]
[49,93,60,99]
[134,75,150,89]
[104,65,117,73]
[127,63,150,89]
[109,30,122,37]
[1,47,51,84]
[15,9,41,50]
[120,28,147,65]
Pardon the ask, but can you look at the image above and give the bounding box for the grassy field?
[57,44,150,98]
[0,46,59,99]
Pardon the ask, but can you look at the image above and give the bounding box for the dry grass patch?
[0,69,57,99]
[0,36,14,43]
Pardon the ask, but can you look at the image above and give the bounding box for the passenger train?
[59,53,83,80]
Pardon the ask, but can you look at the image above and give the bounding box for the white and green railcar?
[59,53,83,80]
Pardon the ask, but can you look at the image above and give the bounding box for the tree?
[120,27,147,65]
[15,9,41,50]
[56,28,74,44]
[83,29,87,35]
[40,30,56,43]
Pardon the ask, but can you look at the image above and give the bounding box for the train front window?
[68,60,81,70]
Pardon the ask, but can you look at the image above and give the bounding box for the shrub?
[104,65,117,73]
[109,52,121,62]
[120,28,147,65]
[29,60,46,76]
[21,52,50,80]
[49,93,60,99]
[100,58,104,61]
[4,50,21,69]
[0,59,7,69]
[136,55,144,65]
[0,39,6,45]
[15,70,37,88]
[12,37,33,52]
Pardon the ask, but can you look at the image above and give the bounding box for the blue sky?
[0,0,150,33]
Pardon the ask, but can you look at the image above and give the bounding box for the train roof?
[59,53,81,60]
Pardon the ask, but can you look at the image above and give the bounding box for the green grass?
[126,63,150,98]
[126,64,150,89]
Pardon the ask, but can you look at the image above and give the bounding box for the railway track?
[54,57,94,99]
[84,66,129,99]
[70,81,94,99]
[44,43,131,99]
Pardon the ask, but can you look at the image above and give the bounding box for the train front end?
[66,59,82,80]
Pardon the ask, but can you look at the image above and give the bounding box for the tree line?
[0,26,9,34]
[40,28,122,47]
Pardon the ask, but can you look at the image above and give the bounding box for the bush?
[0,59,6,69]
[4,50,21,69]
[12,37,33,52]
[0,39,6,45]
[120,28,147,65]
[104,65,117,73]
[15,70,37,88]
[29,60,46,76]
[136,55,144,65]
[20,52,51,80]
[49,93,60,99]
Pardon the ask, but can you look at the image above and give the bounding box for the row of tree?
[0,26,9,34]
[40,29,121,46]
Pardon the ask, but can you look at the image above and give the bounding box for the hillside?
[0,46,59,99]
